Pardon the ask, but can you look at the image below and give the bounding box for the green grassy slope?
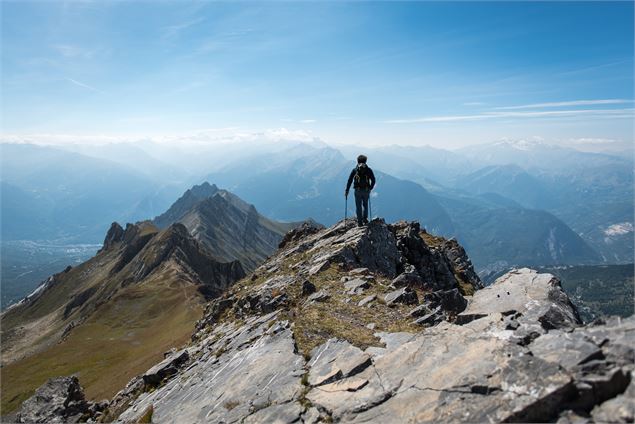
[1,273,203,413]
[0,223,241,415]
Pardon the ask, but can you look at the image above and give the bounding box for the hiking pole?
[369,195,372,222]
[345,194,348,228]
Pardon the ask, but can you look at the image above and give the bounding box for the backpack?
[354,164,371,189]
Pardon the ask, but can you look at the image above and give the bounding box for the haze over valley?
[2,2,635,422]
[1,136,633,309]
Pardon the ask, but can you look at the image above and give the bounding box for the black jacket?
[346,164,376,192]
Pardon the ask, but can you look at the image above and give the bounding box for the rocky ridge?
[153,182,305,271]
[1,219,246,416]
[16,219,634,423]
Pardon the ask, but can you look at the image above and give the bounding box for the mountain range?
[1,139,631,302]
[204,144,604,273]
[0,185,300,415]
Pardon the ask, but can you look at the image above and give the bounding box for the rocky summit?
[15,219,634,423]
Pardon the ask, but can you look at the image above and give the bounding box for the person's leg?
[354,190,363,226]
[361,190,369,223]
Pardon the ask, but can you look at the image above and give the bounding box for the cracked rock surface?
[117,313,304,423]
[53,219,632,423]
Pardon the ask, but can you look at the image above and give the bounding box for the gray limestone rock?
[349,268,370,276]
[235,290,289,315]
[529,330,603,370]
[408,304,430,318]
[344,278,371,295]
[299,219,402,278]
[302,407,320,424]
[391,271,424,289]
[458,268,581,331]
[17,376,94,423]
[557,410,591,424]
[309,323,574,423]
[194,296,235,334]
[384,287,418,306]
[422,288,467,314]
[390,221,481,292]
[412,306,443,326]
[243,401,304,424]
[278,221,324,249]
[307,290,330,303]
[117,318,304,424]
[308,339,372,387]
[142,348,189,386]
[358,295,376,307]
[591,373,635,423]
[108,222,631,424]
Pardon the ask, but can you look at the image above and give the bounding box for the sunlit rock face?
[20,219,633,424]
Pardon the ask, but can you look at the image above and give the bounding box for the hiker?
[345,155,376,227]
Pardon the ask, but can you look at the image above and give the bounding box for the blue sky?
[1,1,633,149]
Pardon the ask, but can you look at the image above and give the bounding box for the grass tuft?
[223,400,240,410]
[137,404,154,423]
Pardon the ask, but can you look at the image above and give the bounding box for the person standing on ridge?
[345,155,376,227]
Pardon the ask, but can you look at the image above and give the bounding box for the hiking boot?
[363,218,369,225]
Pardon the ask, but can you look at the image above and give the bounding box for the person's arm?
[345,169,355,195]
[369,168,376,190]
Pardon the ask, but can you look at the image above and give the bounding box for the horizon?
[1,1,634,151]
[2,132,634,156]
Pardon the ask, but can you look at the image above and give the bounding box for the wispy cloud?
[568,137,621,145]
[557,59,632,77]
[65,77,105,94]
[170,81,205,95]
[52,44,95,59]
[494,99,633,110]
[279,118,317,124]
[384,108,635,124]
[195,29,256,54]
[163,17,205,39]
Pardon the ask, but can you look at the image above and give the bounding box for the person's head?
[357,154,367,164]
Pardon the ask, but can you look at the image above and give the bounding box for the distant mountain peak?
[153,182,220,228]
[101,222,125,252]
[155,184,308,271]
[189,181,219,197]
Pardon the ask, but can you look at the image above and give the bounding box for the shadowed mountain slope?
[0,220,244,414]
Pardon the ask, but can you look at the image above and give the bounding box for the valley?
[2,140,632,310]
[1,241,100,310]
[0,185,301,415]
[3,3,633,421]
